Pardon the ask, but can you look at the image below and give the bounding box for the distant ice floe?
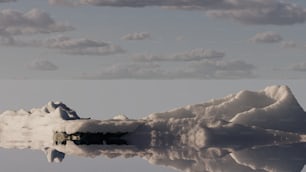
[0,85,306,172]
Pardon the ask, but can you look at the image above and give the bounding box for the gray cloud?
[48,0,81,6]
[172,48,225,61]
[83,63,165,79]
[0,9,74,36]
[184,59,256,79]
[132,48,225,62]
[132,54,165,62]
[27,59,58,71]
[206,0,306,25]
[250,31,283,43]
[83,59,256,79]
[79,0,213,7]
[176,36,185,41]
[0,0,16,2]
[0,35,33,47]
[281,41,297,48]
[57,0,306,25]
[121,32,151,40]
[44,36,126,55]
[0,35,125,56]
[289,62,306,72]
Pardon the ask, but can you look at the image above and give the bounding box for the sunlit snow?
[1,85,306,172]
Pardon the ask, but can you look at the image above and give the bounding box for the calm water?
[1,142,306,172]
[0,80,306,172]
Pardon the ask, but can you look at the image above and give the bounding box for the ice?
[0,85,306,172]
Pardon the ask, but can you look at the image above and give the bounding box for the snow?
[112,114,129,120]
[0,85,306,172]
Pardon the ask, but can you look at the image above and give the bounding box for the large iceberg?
[0,85,306,172]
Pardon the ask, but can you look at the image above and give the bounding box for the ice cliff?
[0,85,306,172]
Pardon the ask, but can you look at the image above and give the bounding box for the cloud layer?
[52,0,306,25]
[78,44,255,79]
[83,59,256,79]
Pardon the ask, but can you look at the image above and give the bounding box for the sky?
[0,0,306,79]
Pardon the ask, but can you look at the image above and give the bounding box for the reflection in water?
[57,143,306,172]
[1,85,306,172]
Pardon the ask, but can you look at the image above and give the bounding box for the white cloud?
[73,0,306,25]
[289,62,306,72]
[132,48,225,62]
[27,59,58,71]
[83,59,256,79]
[121,32,151,40]
[250,31,283,43]
[0,8,74,36]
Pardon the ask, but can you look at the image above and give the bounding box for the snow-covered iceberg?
[0,85,306,172]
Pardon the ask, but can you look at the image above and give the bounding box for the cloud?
[0,0,16,2]
[132,48,225,62]
[64,0,306,25]
[176,36,185,41]
[48,0,81,6]
[185,59,256,79]
[83,63,166,79]
[132,54,165,62]
[79,0,202,7]
[27,59,58,71]
[250,31,283,43]
[281,41,297,48]
[0,8,74,36]
[206,0,306,25]
[172,48,225,61]
[43,36,125,56]
[121,32,151,40]
[0,35,126,56]
[83,59,256,79]
[0,35,34,47]
[289,62,306,72]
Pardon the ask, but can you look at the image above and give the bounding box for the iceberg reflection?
[1,85,306,172]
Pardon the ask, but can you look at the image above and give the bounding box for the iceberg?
[0,85,306,172]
